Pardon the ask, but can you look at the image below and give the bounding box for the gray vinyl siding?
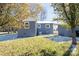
[18,21,36,38]
[58,25,72,37]
[37,23,53,35]
[58,25,79,37]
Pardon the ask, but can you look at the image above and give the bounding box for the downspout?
[35,21,37,36]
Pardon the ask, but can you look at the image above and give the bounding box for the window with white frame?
[38,24,41,28]
[24,22,30,29]
[45,24,50,28]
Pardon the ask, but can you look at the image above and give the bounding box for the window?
[24,22,30,29]
[38,24,41,28]
[45,24,50,28]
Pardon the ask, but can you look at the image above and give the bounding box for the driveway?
[46,35,79,42]
[0,34,18,41]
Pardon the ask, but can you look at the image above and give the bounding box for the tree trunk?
[70,27,77,55]
[71,27,77,45]
[8,26,10,34]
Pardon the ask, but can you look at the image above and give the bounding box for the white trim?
[36,21,63,24]
[24,22,30,29]
[38,24,41,28]
[35,21,37,36]
[45,24,50,28]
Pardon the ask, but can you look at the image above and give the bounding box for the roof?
[36,21,63,24]
[23,18,36,22]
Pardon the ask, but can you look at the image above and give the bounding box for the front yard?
[0,35,78,56]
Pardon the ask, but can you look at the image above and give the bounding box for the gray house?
[17,19,79,37]
[18,20,60,37]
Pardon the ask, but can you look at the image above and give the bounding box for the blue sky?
[42,3,57,21]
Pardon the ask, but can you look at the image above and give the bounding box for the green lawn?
[0,36,78,56]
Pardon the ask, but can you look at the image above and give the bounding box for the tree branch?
[62,3,70,20]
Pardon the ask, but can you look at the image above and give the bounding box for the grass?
[0,36,73,56]
[76,43,79,56]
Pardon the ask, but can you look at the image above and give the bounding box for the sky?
[41,3,57,21]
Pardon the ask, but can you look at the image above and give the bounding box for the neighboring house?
[58,25,79,37]
[18,20,60,37]
[58,25,72,37]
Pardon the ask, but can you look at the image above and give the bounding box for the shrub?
[60,23,71,29]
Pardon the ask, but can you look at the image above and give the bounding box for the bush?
[60,23,71,29]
